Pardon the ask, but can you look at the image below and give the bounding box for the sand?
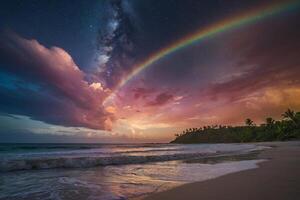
[143,141,300,200]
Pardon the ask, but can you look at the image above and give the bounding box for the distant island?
[171,109,300,144]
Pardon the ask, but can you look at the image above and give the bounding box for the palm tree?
[266,117,275,126]
[245,118,254,126]
[294,112,300,127]
[282,109,297,124]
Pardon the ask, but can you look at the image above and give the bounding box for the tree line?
[171,109,300,143]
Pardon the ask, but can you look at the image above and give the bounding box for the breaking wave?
[0,143,269,172]
[0,152,213,172]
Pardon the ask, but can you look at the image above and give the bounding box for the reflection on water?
[0,143,268,199]
[0,143,265,172]
[0,159,265,200]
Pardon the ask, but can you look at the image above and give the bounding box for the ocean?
[0,143,267,200]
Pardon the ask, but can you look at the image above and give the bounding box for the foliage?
[171,109,300,144]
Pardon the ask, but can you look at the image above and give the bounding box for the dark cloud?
[132,87,155,99]
[0,130,106,143]
[0,32,113,130]
[146,92,174,107]
[202,14,300,102]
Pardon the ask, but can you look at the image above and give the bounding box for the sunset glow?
[0,0,300,143]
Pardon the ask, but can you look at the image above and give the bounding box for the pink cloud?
[202,18,300,103]
[146,92,174,107]
[0,32,114,130]
[132,87,156,99]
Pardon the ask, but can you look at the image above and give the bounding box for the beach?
[144,141,300,200]
[0,143,269,199]
[1,142,299,200]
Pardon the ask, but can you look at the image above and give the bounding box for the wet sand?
[144,141,300,200]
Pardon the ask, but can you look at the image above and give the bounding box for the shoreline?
[143,141,300,200]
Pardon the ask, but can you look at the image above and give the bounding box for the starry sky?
[0,0,300,143]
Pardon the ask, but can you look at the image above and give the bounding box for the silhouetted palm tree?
[171,109,300,144]
[296,112,300,122]
[245,118,254,126]
[294,112,300,127]
[266,117,275,126]
[282,109,297,124]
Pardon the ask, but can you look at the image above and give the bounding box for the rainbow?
[103,0,300,105]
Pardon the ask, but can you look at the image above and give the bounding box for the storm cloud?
[0,32,114,130]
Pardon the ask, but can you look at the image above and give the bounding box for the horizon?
[1,0,300,143]
[0,109,298,143]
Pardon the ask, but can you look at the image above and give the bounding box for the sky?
[0,0,300,143]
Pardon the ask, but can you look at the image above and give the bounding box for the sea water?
[0,143,267,200]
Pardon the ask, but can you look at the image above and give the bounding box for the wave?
[0,152,217,172]
[0,144,268,172]
[0,145,95,152]
[0,144,178,154]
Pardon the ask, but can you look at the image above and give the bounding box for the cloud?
[146,92,174,107]
[89,82,104,91]
[177,17,300,125]
[0,32,114,130]
[125,15,300,129]
[105,106,117,113]
[202,16,300,103]
[132,87,155,99]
